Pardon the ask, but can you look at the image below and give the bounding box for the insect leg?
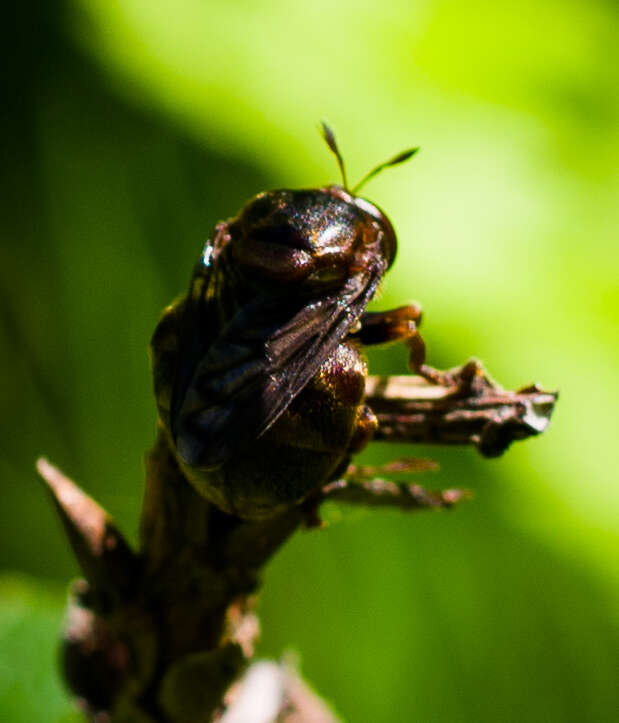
[353,305,446,384]
[353,304,422,345]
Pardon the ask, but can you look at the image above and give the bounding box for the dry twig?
[39,360,556,721]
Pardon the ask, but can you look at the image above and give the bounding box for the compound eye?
[354,197,398,268]
[380,221,397,269]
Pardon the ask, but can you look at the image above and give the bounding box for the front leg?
[351,304,443,383]
[352,304,422,345]
[353,305,480,392]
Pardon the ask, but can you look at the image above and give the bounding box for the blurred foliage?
[0,576,80,722]
[2,0,618,721]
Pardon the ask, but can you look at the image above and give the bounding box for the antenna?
[351,147,419,194]
[320,122,419,194]
[320,121,348,189]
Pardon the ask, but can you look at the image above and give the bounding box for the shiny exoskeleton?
[151,185,424,519]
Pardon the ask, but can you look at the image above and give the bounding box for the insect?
[151,124,432,519]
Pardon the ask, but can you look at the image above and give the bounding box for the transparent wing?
[172,257,386,469]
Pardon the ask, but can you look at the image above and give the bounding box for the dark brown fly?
[151,126,423,518]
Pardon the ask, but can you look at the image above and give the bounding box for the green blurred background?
[2,0,618,720]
